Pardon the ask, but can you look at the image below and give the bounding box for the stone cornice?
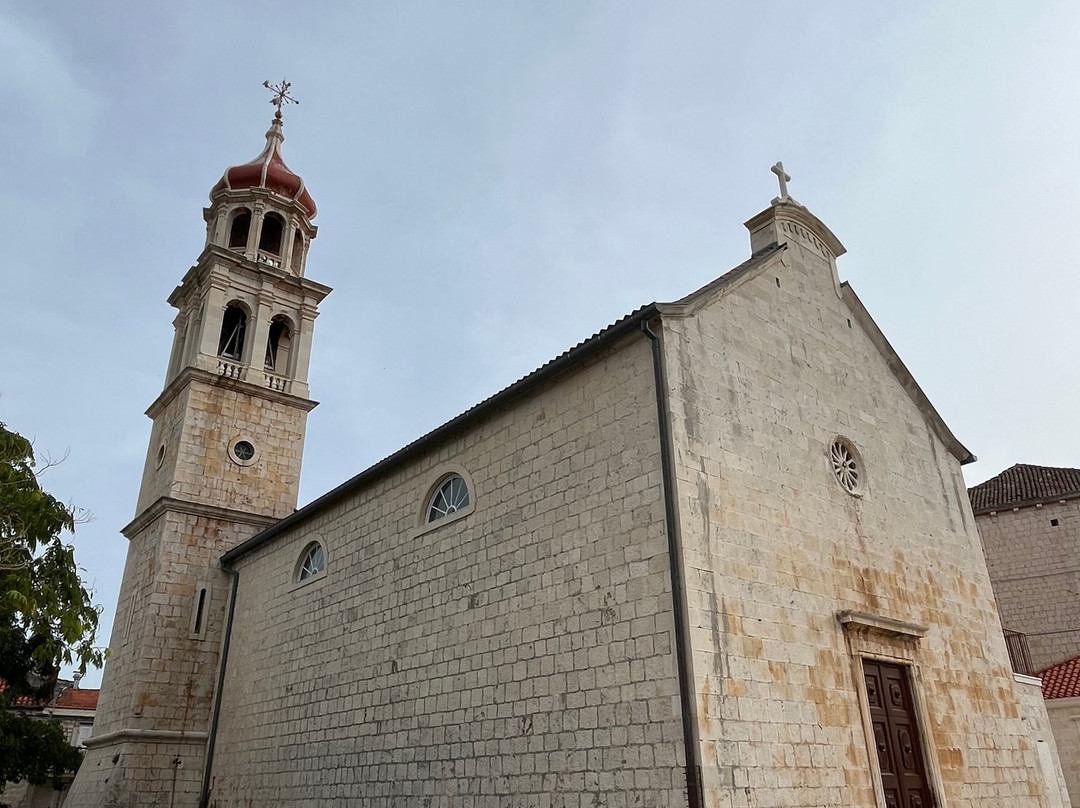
[84,728,209,749]
[837,610,929,641]
[205,186,317,231]
[1012,673,1044,688]
[744,200,846,260]
[145,366,319,419]
[168,245,331,308]
[122,495,280,540]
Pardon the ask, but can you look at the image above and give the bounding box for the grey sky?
[2,2,1078,687]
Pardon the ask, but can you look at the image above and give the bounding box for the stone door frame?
[838,610,947,808]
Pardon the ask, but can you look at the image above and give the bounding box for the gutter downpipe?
[641,318,704,808]
[199,559,240,808]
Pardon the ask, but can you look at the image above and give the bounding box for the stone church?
[66,109,1070,808]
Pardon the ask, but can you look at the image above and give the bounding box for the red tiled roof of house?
[1,678,100,710]
[55,688,100,710]
[969,464,1080,513]
[1038,655,1080,699]
[1,679,43,707]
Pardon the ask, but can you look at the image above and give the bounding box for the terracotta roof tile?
[969,463,1080,513]
[0,678,40,707]
[1038,655,1080,699]
[1,678,100,710]
[54,688,100,710]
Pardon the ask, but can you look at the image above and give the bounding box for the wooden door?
[863,659,934,808]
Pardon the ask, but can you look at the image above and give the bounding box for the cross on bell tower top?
[263,78,299,121]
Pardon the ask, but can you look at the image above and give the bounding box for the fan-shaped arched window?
[264,315,292,373]
[297,542,325,582]
[426,475,470,523]
[228,209,251,249]
[218,304,247,360]
[259,213,285,255]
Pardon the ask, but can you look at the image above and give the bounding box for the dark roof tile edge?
[969,463,1080,513]
[223,243,792,565]
[223,303,660,564]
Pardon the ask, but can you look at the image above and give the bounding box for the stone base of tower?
[66,732,208,807]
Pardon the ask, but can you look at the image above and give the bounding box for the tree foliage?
[0,421,103,681]
[0,420,102,792]
[0,701,83,794]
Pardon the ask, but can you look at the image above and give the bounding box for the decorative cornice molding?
[84,728,209,749]
[168,245,331,308]
[1012,673,1044,688]
[122,495,280,540]
[145,366,319,419]
[837,610,928,641]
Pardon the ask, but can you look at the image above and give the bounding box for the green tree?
[0,420,103,794]
[0,708,84,796]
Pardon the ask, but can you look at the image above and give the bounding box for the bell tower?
[68,89,331,807]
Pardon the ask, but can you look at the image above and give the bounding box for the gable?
[841,284,974,466]
[662,235,972,468]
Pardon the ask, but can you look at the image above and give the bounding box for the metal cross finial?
[263,79,298,120]
[771,161,791,201]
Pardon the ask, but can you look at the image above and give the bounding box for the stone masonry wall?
[138,376,310,520]
[210,336,687,807]
[69,375,306,807]
[1047,697,1080,806]
[661,234,1054,807]
[70,511,261,807]
[976,500,1080,672]
[1014,676,1071,807]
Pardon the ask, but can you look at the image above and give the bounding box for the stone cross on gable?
[771,162,791,201]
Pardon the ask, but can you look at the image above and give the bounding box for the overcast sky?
[3,2,1078,687]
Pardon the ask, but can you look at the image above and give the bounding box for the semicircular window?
[297,542,325,581]
[427,475,470,523]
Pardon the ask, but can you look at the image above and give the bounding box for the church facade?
[68,117,1069,808]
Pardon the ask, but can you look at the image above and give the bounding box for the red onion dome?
[211,118,316,218]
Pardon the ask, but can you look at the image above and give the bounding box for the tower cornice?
[168,245,332,308]
[145,365,320,420]
[121,496,280,542]
[203,186,318,230]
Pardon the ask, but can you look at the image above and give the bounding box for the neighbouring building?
[970,464,1080,806]
[1039,656,1080,807]
[1,678,100,808]
[66,107,1070,808]
[970,464,1080,673]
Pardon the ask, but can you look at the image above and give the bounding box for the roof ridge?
[969,462,1080,513]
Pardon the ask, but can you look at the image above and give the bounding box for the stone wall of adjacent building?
[1015,676,1071,807]
[209,335,688,807]
[976,499,1080,672]
[660,225,1057,806]
[1047,697,1080,807]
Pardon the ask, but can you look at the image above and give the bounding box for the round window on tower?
[228,438,259,467]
